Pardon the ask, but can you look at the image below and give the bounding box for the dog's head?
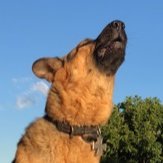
[32,20,127,125]
[94,20,127,75]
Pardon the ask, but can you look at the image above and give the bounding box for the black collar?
[44,115,100,139]
[44,115,106,156]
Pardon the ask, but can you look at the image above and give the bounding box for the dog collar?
[44,115,106,156]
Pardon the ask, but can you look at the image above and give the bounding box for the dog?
[13,20,127,163]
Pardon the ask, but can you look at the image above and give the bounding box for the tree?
[101,96,163,163]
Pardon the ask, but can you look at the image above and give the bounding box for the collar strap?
[44,115,101,138]
[44,115,106,156]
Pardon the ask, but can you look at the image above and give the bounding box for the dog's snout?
[111,20,125,31]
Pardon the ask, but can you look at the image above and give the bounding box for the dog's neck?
[44,114,106,156]
[45,73,115,126]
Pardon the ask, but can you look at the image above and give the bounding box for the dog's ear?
[32,57,63,82]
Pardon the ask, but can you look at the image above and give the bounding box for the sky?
[0,0,163,162]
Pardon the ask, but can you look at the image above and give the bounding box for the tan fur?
[13,39,115,163]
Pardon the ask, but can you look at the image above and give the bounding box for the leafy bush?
[101,96,163,163]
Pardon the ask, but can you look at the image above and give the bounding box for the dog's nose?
[111,20,125,31]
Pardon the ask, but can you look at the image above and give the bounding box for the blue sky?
[1,1,163,162]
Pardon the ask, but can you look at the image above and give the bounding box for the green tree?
[101,96,163,163]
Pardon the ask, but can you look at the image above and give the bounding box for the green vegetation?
[101,96,163,163]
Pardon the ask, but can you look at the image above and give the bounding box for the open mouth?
[110,36,124,50]
[94,20,127,75]
[114,36,123,42]
[97,36,124,58]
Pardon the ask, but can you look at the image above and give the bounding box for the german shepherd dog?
[13,20,127,163]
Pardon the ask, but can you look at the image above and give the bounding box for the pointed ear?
[32,57,63,82]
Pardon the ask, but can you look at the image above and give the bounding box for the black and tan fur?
[13,20,127,163]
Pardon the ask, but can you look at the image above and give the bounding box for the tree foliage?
[101,96,163,163]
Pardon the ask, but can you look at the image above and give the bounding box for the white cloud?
[32,81,49,96]
[15,80,50,110]
[12,77,32,83]
[16,95,35,109]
